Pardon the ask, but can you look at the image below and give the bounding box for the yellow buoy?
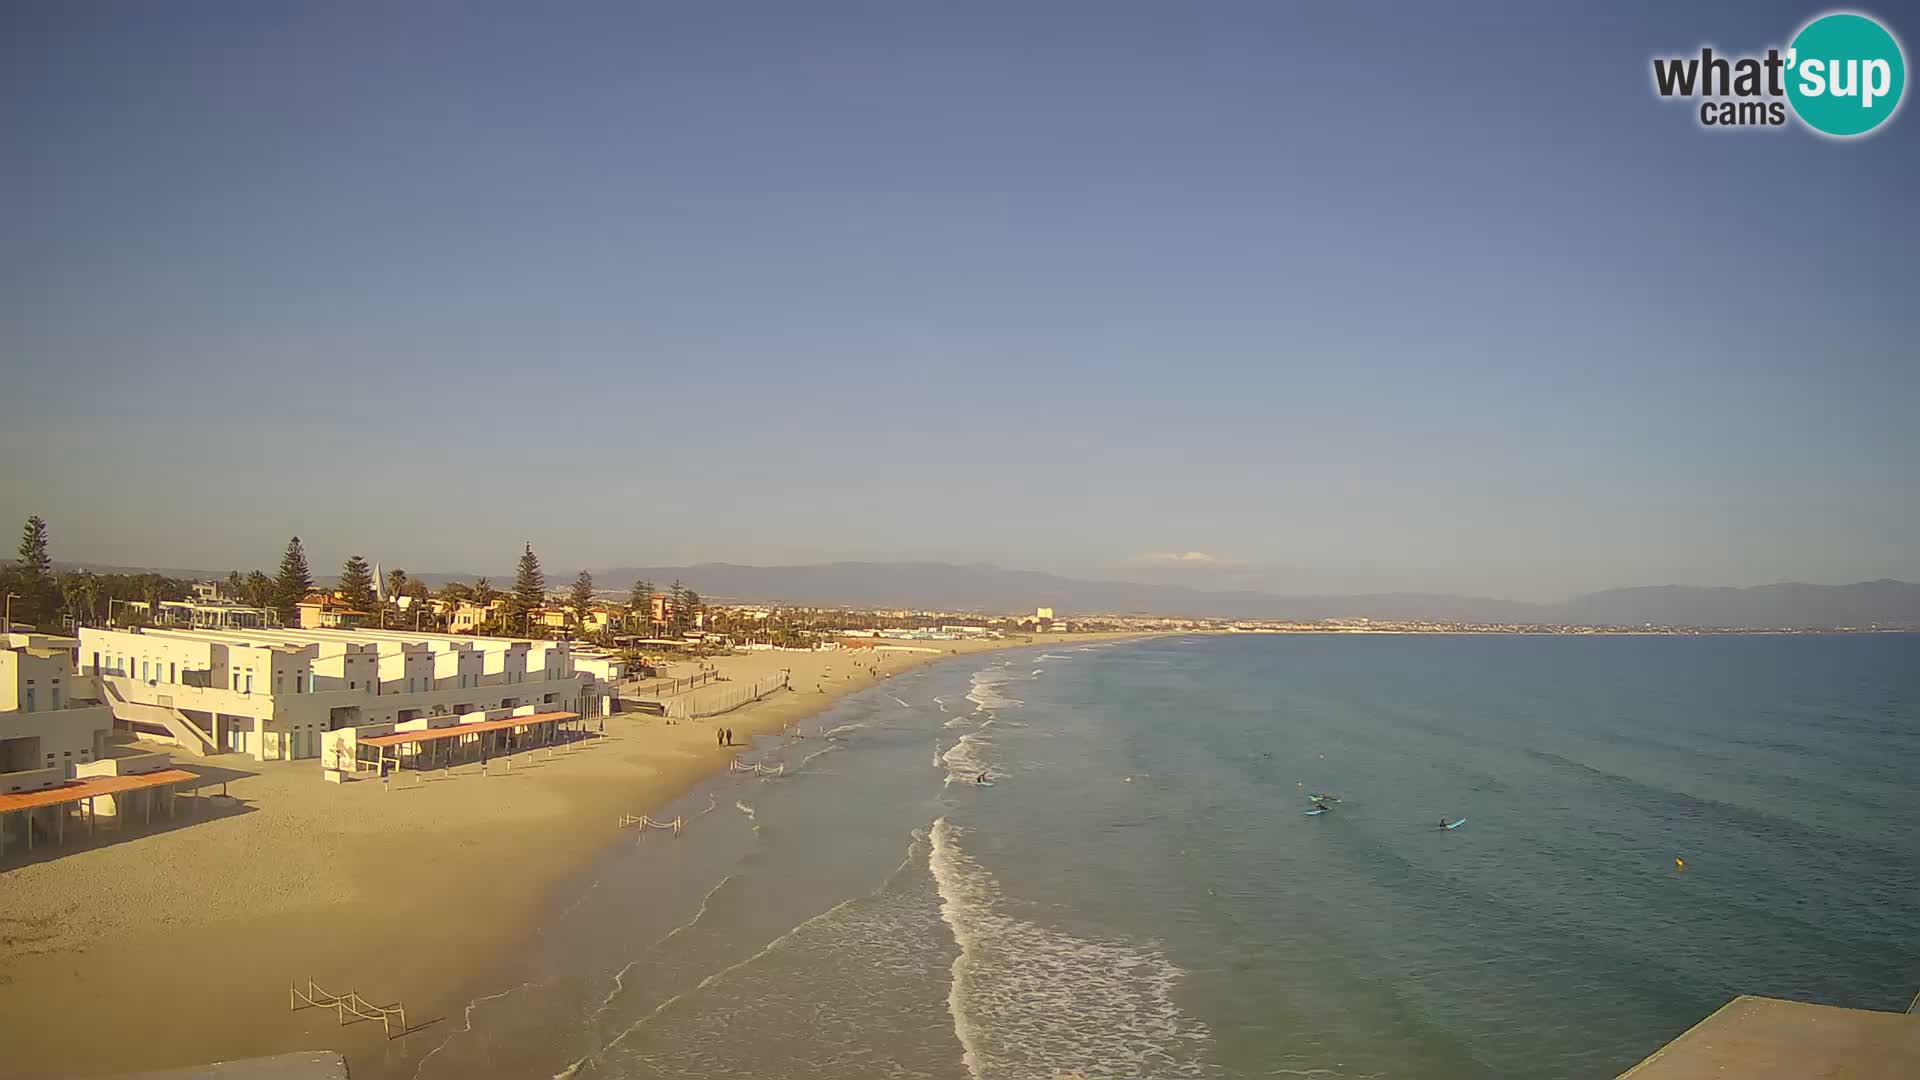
[1675,856,1686,871]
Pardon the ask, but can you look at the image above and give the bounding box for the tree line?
[0,515,708,644]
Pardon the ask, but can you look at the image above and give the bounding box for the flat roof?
[359,711,579,748]
[1618,995,1920,1080]
[0,769,202,813]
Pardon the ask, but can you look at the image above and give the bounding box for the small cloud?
[1137,551,1219,564]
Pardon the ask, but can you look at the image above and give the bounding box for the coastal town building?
[448,599,499,632]
[296,595,369,630]
[1,634,119,794]
[151,599,278,630]
[79,624,609,763]
[583,606,625,634]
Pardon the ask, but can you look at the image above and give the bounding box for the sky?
[2,1,1915,601]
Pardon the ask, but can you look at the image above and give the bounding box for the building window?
[24,688,34,712]
[245,675,253,693]
[51,688,61,710]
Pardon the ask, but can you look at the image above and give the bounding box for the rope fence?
[729,758,785,777]
[618,813,684,834]
[290,978,413,1038]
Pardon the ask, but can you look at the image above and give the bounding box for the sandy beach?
[0,632,1145,1079]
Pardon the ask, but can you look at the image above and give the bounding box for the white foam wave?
[966,669,1023,712]
[888,695,912,708]
[800,743,844,769]
[414,979,548,1079]
[561,830,943,1080]
[941,731,992,783]
[553,879,599,923]
[556,894,870,1078]
[929,819,1213,1079]
[589,874,739,1023]
[822,721,868,739]
[734,800,756,821]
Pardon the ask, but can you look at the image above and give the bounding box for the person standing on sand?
[717,728,724,749]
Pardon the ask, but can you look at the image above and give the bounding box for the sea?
[381,633,1920,1080]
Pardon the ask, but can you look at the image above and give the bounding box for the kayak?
[1443,818,1466,830]
[1303,808,1327,816]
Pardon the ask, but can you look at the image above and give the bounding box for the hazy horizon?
[4,1,1915,601]
[32,546,1920,607]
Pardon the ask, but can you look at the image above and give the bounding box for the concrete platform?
[110,1050,349,1080]
[1619,995,1920,1079]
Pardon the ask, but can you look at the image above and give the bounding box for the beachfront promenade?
[1618,995,1920,1079]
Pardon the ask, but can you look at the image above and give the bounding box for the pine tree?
[629,579,654,631]
[339,555,376,613]
[274,537,314,624]
[472,577,496,604]
[12,515,55,627]
[683,589,703,631]
[510,542,546,633]
[667,579,690,636]
[569,570,595,624]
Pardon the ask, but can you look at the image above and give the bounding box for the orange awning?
[0,769,202,813]
[358,711,579,749]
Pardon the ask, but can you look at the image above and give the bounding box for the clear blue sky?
[3,1,1914,600]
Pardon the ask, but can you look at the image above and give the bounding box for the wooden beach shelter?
[354,711,582,776]
[0,768,205,856]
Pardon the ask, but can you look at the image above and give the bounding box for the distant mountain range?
[586,562,1920,630]
[56,559,1920,629]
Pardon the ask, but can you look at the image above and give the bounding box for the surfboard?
[1303,808,1327,816]
[1443,818,1466,830]
[976,781,995,787]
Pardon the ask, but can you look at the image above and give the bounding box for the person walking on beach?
[717,728,724,749]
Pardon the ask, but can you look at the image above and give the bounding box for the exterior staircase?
[100,679,219,757]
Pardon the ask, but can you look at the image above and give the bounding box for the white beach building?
[79,625,613,762]
[1,633,119,794]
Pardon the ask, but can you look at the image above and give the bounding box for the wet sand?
[0,632,1145,1079]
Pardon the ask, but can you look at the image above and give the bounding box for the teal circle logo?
[1786,12,1906,137]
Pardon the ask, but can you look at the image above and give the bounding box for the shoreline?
[0,631,1151,1080]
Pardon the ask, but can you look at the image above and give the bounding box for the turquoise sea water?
[389,634,1920,1080]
